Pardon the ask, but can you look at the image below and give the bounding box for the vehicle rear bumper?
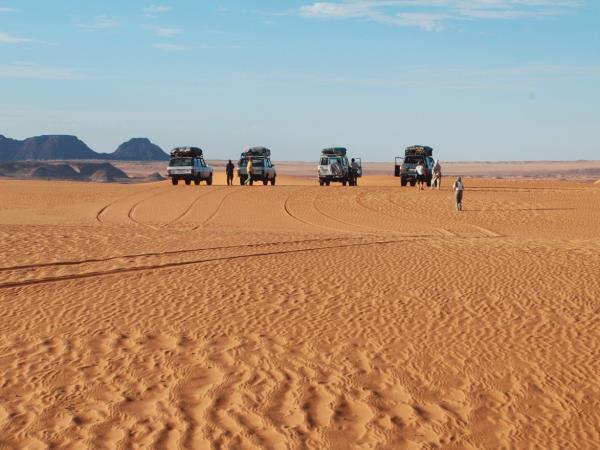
[319,175,348,181]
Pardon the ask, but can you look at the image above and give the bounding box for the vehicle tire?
[400,177,407,187]
[263,179,268,185]
[207,174,213,185]
[240,175,246,185]
[249,178,253,186]
[270,177,276,186]
[426,178,432,187]
[410,180,416,187]
[319,179,324,186]
[194,178,200,186]
[171,178,178,186]
[342,180,347,186]
[326,181,330,186]
[185,178,191,186]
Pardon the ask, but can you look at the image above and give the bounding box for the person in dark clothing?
[226,160,235,186]
[349,158,359,186]
[453,177,464,211]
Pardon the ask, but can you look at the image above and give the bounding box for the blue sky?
[1,1,599,161]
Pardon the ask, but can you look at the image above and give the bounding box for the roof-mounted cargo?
[244,147,271,158]
[321,147,347,156]
[405,145,433,157]
[170,147,203,158]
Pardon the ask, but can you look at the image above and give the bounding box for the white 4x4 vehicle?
[237,147,277,186]
[167,147,213,186]
[318,147,362,186]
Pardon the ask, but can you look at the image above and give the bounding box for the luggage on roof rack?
[244,147,271,157]
[405,145,433,157]
[321,147,347,156]
[170,147,203,158]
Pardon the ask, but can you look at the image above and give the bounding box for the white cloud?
[153,43,189,52]
[0,31,31,44]
[78,15,119,31]
[298,0,581,30]
[0,62,96,80]
[144,24,181,37]
[0,7,21,13]
[143,5,172,17]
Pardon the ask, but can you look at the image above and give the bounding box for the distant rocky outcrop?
[75,162,128,180]
[111,138,169,161]
[0,161,129,183]
[0,134,168,161]
[31,164,81,180]
[146,172,166,181]
[18,135,100,160]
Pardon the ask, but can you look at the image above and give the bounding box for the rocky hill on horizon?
[0,134,168,162]
[111,137,169,161]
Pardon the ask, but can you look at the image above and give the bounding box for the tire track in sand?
[0,239,418,290]
[165,186,227,227]
[192,188,243,230]
[282,188,351,234]
[356,190,456,237]
[386,192,499,238]
[127,192,167,229]
[96,186,164,224]
[312,189,406,235]
[284,187,377,235]
[0,237,364,272]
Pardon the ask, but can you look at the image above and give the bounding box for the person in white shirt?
[431,160,442,190]
[415,161,426,190]
[453,177,464,211]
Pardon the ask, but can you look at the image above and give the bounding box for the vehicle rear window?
[404,156,424,164]
[169,158,192,166]
[240,158,263,165]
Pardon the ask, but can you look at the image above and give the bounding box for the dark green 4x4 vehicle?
[394,145,434,187]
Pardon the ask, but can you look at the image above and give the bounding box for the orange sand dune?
[1,176,599,449]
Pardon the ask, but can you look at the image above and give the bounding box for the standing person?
[349,158,359,186]
[453,177,464,211]
[245,156,253,185]
[431,159,442,190]
[226,159,235,186]
[415,161,426,190]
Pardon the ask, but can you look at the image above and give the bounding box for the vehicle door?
[403,156,418,177]
[425,157,434,176]
[341,157,350,177]
[191,158,200,177]
[255,158,265,177]
[238,157,247,176]
[354,158,363,177]
[394,157,403,177]
[319,156,330,176]
[330,157,344,177]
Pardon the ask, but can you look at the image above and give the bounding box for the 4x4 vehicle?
[395,145,434,187]
[237,147,277,186]
[318,147,362,186]
[167,147,214,186]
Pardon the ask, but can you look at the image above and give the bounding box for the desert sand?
[1,174,599,449]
